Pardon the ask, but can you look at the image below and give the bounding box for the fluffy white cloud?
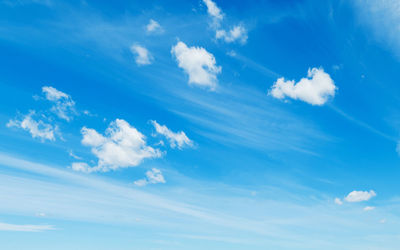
[202,0,223,22]
[364,206,375,211]
[134,168,166,186]
[151,120,193,149]
[344,190,376,203]
[72,119,161,173]
[269,68,337,105]
[334,198,343,205]
[130,44,153,66]
[7,111,57,141]
[146,19,162,33]
[171,41,221,90]
[42,86,76,121]
[0,222,54,232]
[216,25,248,44]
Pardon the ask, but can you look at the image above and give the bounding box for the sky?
[1,0,400,249]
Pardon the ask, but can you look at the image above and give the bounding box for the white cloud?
[134,168,166,186]
[344,190,376,203]
[334,198,343,205]
[146,19,162,33]
[0,222,54,232]
[68,150,82,160]
[72,119,161,173]
[130,44,153,66]
[171,41,221,90]
[364,206,375,211]
[202,0,223,22]
[42,86,76,121]
[151,120,193,149]
[7,111,57,141]
[269,68,337,105]
[216,25,248,44]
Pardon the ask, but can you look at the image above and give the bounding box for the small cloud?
[364,206,375,211]
[226,50,237,57]
[134,168,166,186]
[71,119,161,173]
[269,68,337,105]
[344,190,376,203]
[7,111,58,141]
[202,0,223,23]
[334,197,343,205]
[216,25,248,44]
[379,219,386,224]
[151,120,193,149]
[0,222,55,232]
[146,19,162,33]
[130,44,153,66]
[68,150,82,160]
[171,41,221,90]
[35,212,46,217]
[42,86,76,121]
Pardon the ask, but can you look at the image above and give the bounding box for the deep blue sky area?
[1,0,400,249]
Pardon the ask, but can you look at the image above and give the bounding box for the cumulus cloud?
[71,119,161,173]
[134,168,166,186]
[202,0,223,23]
[334,198,343,205]
[344,190,376,203]
[0,222,55,232]
[216,25,248,44]
[171,41,221,90]
[130,44,153,66]
[269,68,337,105]
[146,19,162,33]
[42,86,76,121]
[151,120,193,149]
[7,111,58,141]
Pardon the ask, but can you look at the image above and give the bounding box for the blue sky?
[1,0,400,249]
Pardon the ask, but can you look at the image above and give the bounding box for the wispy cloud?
[42,86,76,121]
[0,222,55,232]
[151,120,193,149]
[130,44,153,66]
[146,19,162,33]
[134,168,166,187]
[7,111,58,141]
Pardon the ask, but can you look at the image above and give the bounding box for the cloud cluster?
[216,25,248,44]
[171,41,221,90]
[131,44,153,66]
[7,111,58,141]
[134,168,166,186]
[72,119,161,173]
[269,68,337,105]
[202,0,248,44]
[151,120,193,149]
[42,86,76,121]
